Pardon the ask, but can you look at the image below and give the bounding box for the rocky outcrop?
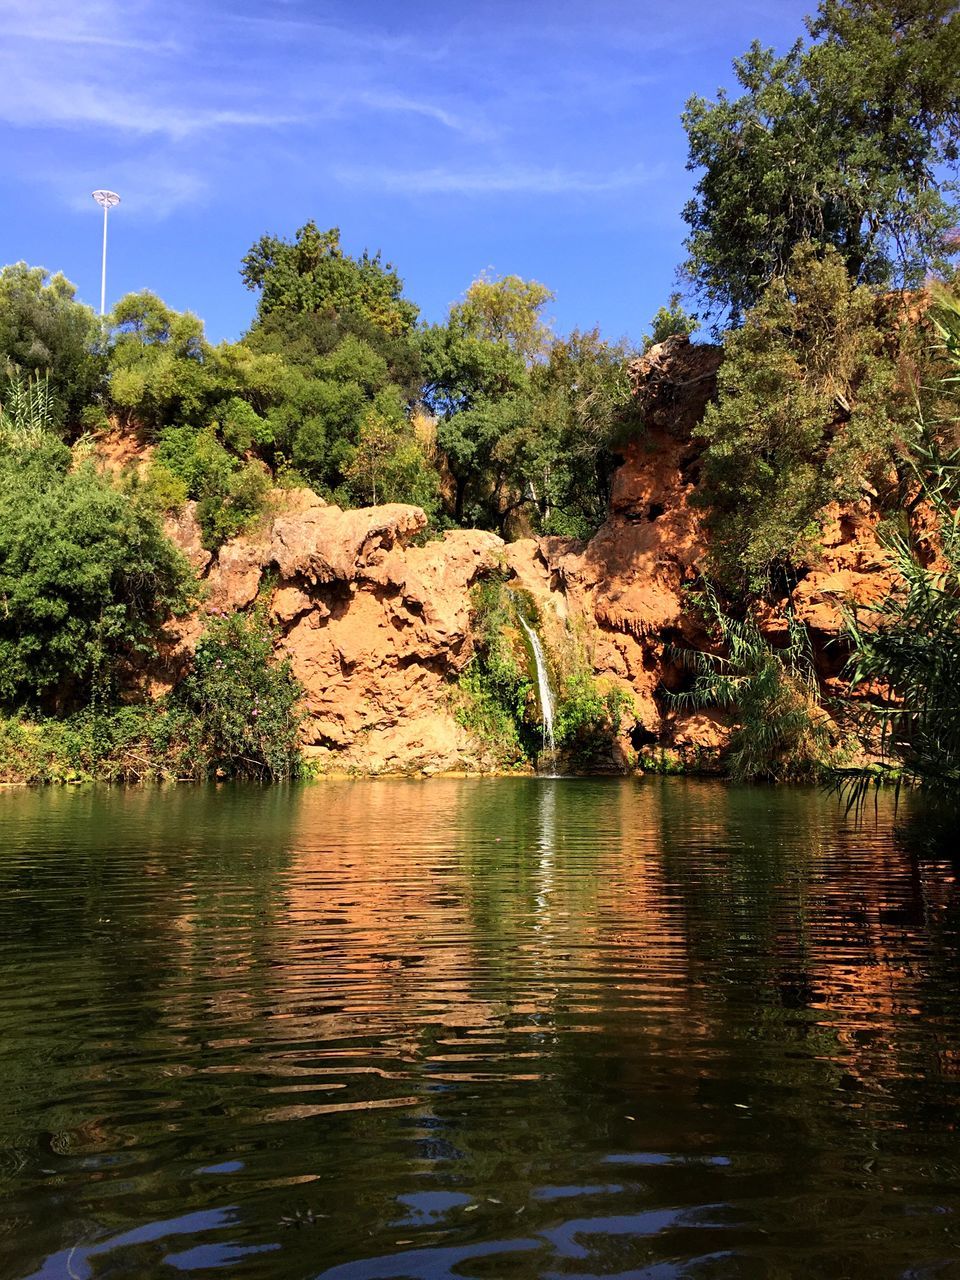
[163,492,506,774]
[160,334,903,775]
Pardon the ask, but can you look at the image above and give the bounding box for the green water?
[1,779,959,1279]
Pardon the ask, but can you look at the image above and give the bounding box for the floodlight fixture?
[92,190,121,317]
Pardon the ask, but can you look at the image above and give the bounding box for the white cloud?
[0,67,305,137]
[353,92,491,141]
[334,162,661,196]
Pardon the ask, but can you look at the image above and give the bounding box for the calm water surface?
[1,779,960,1279]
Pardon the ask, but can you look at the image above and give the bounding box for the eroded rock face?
[160,334,907,775]
[164,494,505,774]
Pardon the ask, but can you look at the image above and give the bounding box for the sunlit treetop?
[240,222,419,339]
[682,0,960,328]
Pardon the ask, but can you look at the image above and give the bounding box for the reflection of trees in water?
[0,784,305,1278]
[646,782,960,1218]
[6,781,960,1279]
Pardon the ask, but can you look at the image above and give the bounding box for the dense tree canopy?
[421,274,634,534]
[0,264,103,427]
[695,242,928,595]
[682,0,960,326]
[241,222,419,337]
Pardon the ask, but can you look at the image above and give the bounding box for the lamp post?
[91,190,121,318]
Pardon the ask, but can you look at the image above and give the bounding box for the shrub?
[174,609,303,780]
[555,670,632,759]
[0,610,304,784]
[156,425,270,549]
[454,577,537,764]
[195,460,271,550]
[668,585,834,782]
[221,395,268,453]
[0,444,193,709]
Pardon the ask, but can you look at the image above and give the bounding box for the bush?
[454,577,538,765]
[0,443,193,709]
[555,670,631,758]
[0,609,304,783]
[195,461,271,550]
[669,585,835,782]
[156,425,270,549]
[174,609,303,780]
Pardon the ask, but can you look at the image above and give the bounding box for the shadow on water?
[1,779,959,1278]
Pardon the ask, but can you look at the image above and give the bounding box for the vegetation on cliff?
[694,241,936,596]
[456,577,632,772]
[840,298,960,793]
[666,0,960,787]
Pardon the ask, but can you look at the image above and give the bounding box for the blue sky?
[2,0,811,345]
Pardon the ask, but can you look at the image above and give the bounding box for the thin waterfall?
[518,615,556,753]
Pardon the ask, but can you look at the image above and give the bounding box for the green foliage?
[456,579,631,768]
[0,611,305,783]
[643,293,698,351]
[554,670,632,757]
[197,461,271,551]
[107,292,214,429]
[0,703,199,784]
[422,283,633,535]
[669,585,834,782]
[221,395,268,453]
[455,578,538,765]
[174,609,303,781]
[695,242,922,595]
[682,0,960,326]
[0,368,56,448]
[155,425,270,549]
[0,263,103,429]
[0,437,193,709]
[237,226,430,506]
[524,329,636,537]
[344,404,440,514]
[843,296,960,793]
[241,222,418,337]
[449,272,555,364]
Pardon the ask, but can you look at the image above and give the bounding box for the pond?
[1,778,959,1279]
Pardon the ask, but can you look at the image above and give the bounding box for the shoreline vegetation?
[2,0,960,793]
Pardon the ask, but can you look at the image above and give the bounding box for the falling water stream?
[517,614,556,752]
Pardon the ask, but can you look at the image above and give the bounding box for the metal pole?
[100,202,108,318]
[91,191,120,319]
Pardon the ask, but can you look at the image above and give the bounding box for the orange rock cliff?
[156,336,900,775]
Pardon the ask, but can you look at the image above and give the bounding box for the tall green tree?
[419,317,529,526]
[522,329,636,536]
[107,292,214,429]
[449,272,554,363]
[0,432,191,709]
[0,263,103,428]
[695,241,926,595]
[682,0,960,326]
[241,222,418,337]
